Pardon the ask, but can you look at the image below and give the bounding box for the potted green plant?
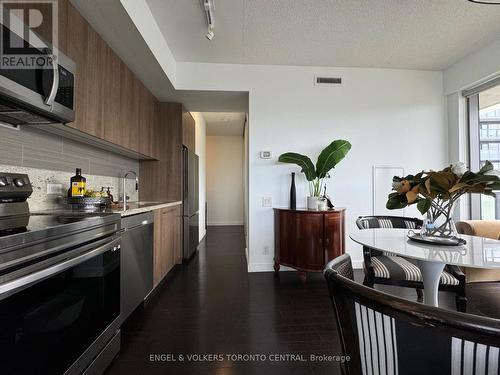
[278,140,352,210]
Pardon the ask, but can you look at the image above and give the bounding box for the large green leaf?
[479,160,494,174]
[278,153,316,181]
[315,140,352,178]
[386,192,408,210]
[417,197,432,214]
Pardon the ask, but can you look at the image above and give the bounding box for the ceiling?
[71,0,248,112]
[204,112,246,136]
[146,0,500,70]
[480,84,500,110]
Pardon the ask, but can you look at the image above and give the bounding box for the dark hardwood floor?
[106,226,500,375]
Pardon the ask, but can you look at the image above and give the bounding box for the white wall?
[176,63,447,271]
[192,112,207,241]
[444,38,500,95]
[206,135,244,226]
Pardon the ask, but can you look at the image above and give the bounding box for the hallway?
[106,226,342,374]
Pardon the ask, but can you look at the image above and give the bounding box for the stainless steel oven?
[0,213,121,375]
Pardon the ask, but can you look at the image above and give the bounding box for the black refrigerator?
[183,147,199,260]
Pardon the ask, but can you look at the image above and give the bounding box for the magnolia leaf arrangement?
[278,140,352,197]
[386,161,500,216]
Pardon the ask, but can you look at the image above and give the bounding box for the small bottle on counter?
[70,168,86,197]
[101,187,114,202]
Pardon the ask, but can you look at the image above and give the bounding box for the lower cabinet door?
[153,206,182,286]
[294,212,325,270]
[324,212,345,262]
[153,208,165,286]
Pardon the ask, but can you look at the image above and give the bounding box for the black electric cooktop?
[0,211,121,250]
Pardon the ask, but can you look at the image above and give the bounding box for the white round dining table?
[350,228,500,307]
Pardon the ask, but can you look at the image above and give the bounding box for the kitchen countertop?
[111,201,182,217]
[32,201,182,218]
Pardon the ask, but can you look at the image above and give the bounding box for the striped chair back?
[356,216,422,230]
[324,254,500,375]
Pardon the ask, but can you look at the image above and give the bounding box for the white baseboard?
[207,221,244,226]
[248,260,363,273]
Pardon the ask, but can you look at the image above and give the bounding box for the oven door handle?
[0,237,121,298]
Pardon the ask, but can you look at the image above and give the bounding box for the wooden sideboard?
[274,208,346,282]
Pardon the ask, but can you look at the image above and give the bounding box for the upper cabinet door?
[117,64,139,153]
[138,81,159,159]
[65,3,87,134]
[83,25,106,138]
[101,44,121,146]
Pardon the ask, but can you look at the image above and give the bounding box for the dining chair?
[324,254,500,375]
[356,215,467,311]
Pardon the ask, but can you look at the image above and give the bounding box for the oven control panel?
[0,173,32,201]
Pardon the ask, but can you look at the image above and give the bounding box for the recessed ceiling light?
[467,0,500,4]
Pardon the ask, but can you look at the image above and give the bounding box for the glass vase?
[420,199,458,239]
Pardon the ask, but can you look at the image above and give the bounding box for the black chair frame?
[324,254,500,375]
[356,215,467,311]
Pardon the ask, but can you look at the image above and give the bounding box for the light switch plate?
[47,183,63,195]
[262,196,272,207]
[260,151,272,159]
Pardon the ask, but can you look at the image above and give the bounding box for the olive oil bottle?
[70,168,86,197]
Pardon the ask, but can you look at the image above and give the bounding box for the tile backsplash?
[0,124,140,211]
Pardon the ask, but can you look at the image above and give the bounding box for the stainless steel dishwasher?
[120,211,154,323]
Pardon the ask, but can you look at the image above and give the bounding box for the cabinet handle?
[326,238,330,246]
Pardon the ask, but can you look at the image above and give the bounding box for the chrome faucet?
[122,171,138,210]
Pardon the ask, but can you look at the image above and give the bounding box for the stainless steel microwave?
[0,22,75,125]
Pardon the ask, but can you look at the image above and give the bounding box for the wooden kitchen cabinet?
[138,82,157,158]
[65,2,89,136]
[153,205,182,286]
[82,25,106,138]
[101,44,122,146]
[16,2,160,158]
[116,63,140,152]
[62,2,159,158]
[274,208,346,282]
[139,103,183,202]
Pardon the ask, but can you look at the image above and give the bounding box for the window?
[467,82,500,219]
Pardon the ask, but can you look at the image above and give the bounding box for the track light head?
[203,0,215,40]
[206,27,214,41]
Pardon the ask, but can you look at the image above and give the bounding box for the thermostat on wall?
[260,151,272,159]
